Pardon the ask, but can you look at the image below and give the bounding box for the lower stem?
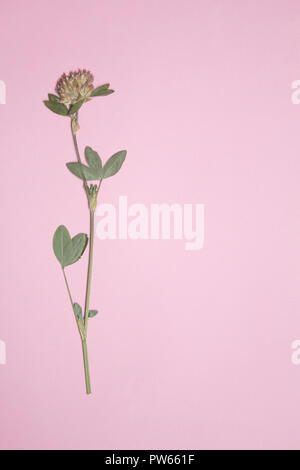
[82,211,94,394]
[71,126,96,396]
[84,210,95,334]
[82,338,91,395]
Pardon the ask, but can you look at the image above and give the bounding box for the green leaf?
[44,100,69,116]
[88,310,98,318]
[94,89,114,96]
[69,99,85,115]
[66,162,101,181]
[53,225,71,266]
[91,84,110,97]
[73,303,82,320]
[48,94,60,102]
[85,146,102,172]
[52,226,88,268]
[102,150,127,178]
[64,233,88,267]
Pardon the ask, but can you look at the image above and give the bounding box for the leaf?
[102,150,127,178]
[44,100,69,116]
[52,226,88,268]
[90,84,110,97]
[48,94,60,102]
[88,310,98,318]
[95,89,114,96]
[69,99,85,115]
[85,146,102,172]
[73,303,82,320]
[66,162,101,181]
[64,233,88,267]
[53,225,71,266]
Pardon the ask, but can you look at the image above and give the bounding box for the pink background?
[1,0,300,450]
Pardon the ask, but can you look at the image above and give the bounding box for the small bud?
[88,184,98,212]
[71,115,80,133]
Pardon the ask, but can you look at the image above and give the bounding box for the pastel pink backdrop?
[1,0,300,450]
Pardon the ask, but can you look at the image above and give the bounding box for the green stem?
[62,268,84,339]
[62,268,91,394]
[71,117,89,194]
[70,119,93,395]
[82,338,91,395]
[84,209,95,334]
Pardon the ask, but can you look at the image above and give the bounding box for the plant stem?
[62,268,84,339]
[84,209,95,334]
[70,119,93,394]
[81,210,95,394]
[62,267,91,394]
[71,117,89,194]
[82,338,91,394]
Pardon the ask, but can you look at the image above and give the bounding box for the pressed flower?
[44,71,114,119]
[44,69,126,395]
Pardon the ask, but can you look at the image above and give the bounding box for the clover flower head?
[55,69,94,106]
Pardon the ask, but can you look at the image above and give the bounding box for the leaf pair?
[44,96,85,116]
[43,83,114,116]
[53,225,88,268]
[66,146,127,181]
[73,303,98,320]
